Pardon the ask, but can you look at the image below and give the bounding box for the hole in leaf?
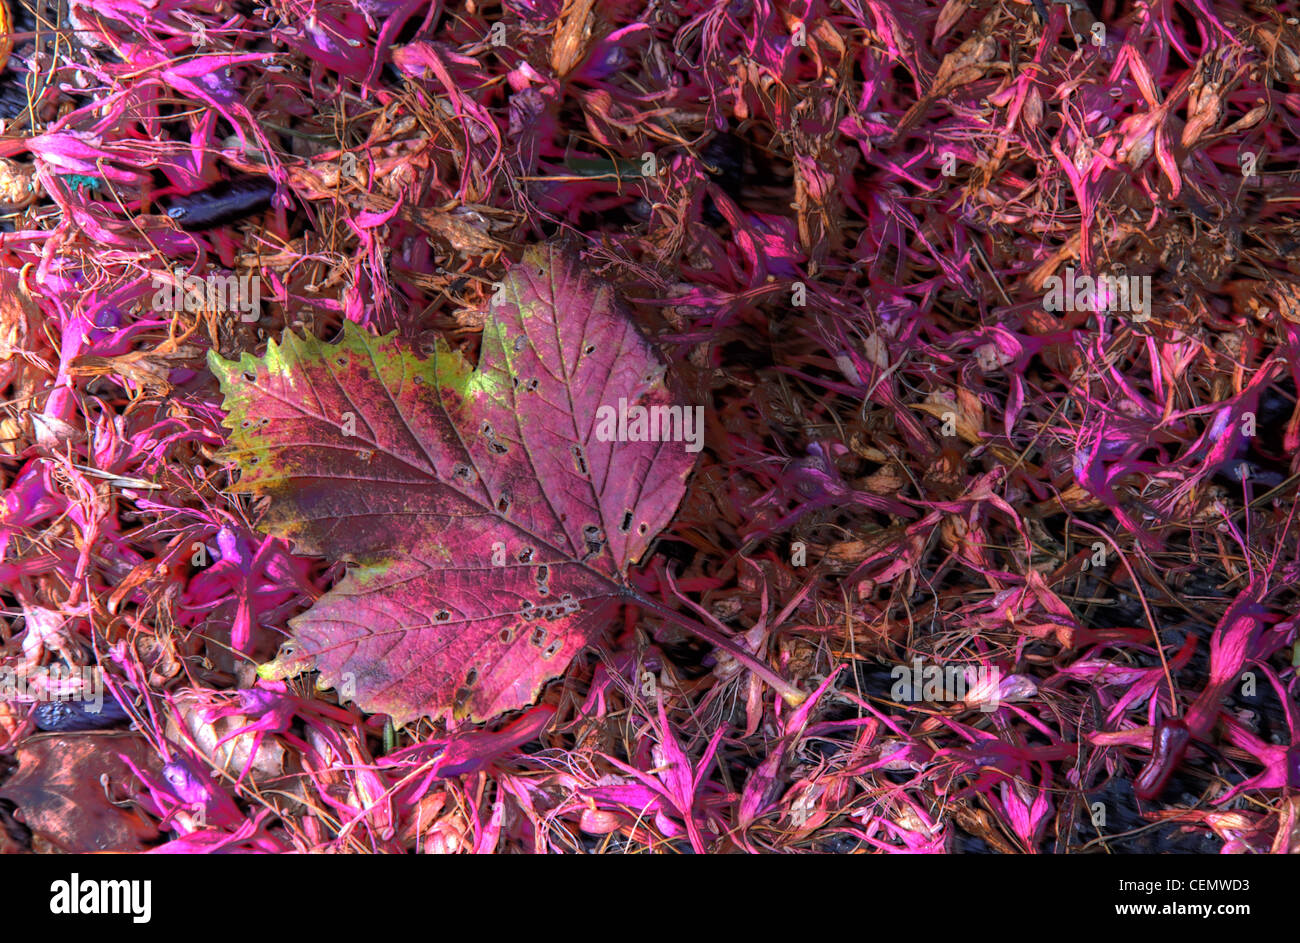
[498,627,515,643]
[335,357,346,367]
[619,510,634,533]
[497,494,511,514]
[242,370,256,382]
[519,600,534,612]
[435,609,451,622]
[523,378,539,393]
[572,445,587,475]
[240,419,252,429]
[637,523,648,535]
[488,440,509,455]
[517,547,534,563]
[513,335,526,352]
[452,463,476,483]
[480,422,494,437]
[542,639,562,660]
[530,627,547,648]
[583,344,595,355]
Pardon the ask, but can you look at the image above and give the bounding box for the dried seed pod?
[1135,719,1191,800]
[551,0,598,76]
[32,697,131,732]
[164,175,276,231]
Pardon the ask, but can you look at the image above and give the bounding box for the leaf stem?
[629,592,807,706]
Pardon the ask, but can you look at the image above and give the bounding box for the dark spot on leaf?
[465,667,478,686]
[513,335,526,352]
[453,687,472,711]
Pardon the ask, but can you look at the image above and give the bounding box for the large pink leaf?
[208,245,696,723]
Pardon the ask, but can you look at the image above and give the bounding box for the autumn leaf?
[208,245,699,724]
